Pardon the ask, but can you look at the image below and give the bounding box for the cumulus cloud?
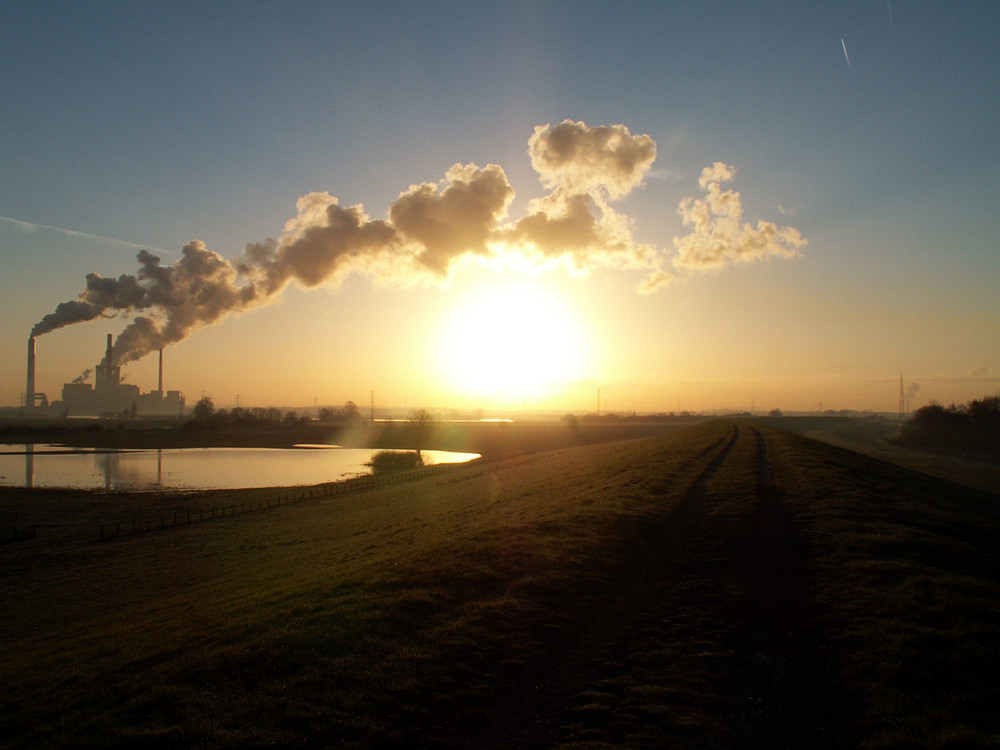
[671,162,806,272]
[31,121,804,363]
[636,268,676,294]
[505,190,658,274]
[390,163,515,274]
[528,120,657,199]
[504,120,659,274]
[697,161,735,189]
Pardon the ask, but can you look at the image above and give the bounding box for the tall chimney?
[105,334,114,387]
[26,337,35,409]
[158,348,163,393]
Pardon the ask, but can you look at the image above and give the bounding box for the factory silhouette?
[26,334,184,417]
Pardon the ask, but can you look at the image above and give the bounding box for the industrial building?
[26,334,185,417]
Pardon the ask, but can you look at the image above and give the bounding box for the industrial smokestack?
[105,334,114,388]
[158,348,163,393]
[26,337,35,409]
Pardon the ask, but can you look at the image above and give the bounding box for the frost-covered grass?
[2,420,999,748]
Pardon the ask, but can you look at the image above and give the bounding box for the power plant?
[26,337,37,408]
[25,334,185,417]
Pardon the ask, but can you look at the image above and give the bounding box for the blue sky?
[2,1,998,413]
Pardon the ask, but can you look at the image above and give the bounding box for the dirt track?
[469,421,859,749]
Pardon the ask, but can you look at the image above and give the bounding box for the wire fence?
[0,526,37,544]
[96,460,478,542]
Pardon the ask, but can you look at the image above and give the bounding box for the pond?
[0,445,480,491]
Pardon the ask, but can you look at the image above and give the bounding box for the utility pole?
[898,373,905,417]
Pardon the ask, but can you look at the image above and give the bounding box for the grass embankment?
[2,420,1000,748]
[0,417,696,456]
[767,433,1000,748]
[761,415,1000,496]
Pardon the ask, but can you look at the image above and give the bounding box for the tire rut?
[724,424,859,749]
[475,422,743,749]
[472,421,860,749]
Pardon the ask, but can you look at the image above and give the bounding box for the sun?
[437,278,588,403]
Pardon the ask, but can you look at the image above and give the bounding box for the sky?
[2,1,998,415]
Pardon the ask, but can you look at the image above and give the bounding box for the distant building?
[58,335,185,417]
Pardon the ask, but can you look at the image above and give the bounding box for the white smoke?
[390,163,515,275]
[672,162,806,271]
[527,120,657,199]
[31,121,804,364]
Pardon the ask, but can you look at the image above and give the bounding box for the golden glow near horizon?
[3,7,999,416]
[436,277,589,403]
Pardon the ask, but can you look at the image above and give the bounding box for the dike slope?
[2,420,999,748]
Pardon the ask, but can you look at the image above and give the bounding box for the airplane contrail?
[841,38,852,71]
[0,215,179,257]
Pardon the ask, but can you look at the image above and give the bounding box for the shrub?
[369,450,423,474]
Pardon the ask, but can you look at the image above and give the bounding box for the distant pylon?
[898,373,905,417]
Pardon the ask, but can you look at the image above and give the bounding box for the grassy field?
[766,416,1000,495]
[2,420,999,748]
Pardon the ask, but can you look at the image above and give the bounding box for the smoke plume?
[31,121,804,364]
[671,162,806,272]
[527,121,657,199]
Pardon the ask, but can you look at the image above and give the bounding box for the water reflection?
[3,445,478,491]
[101,451,115,490]
[25,444,34,489]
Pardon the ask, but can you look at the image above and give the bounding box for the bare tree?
[408,408,435,455]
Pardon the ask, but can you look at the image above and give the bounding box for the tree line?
[898,395,1000,453]
[187,397,361,427]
